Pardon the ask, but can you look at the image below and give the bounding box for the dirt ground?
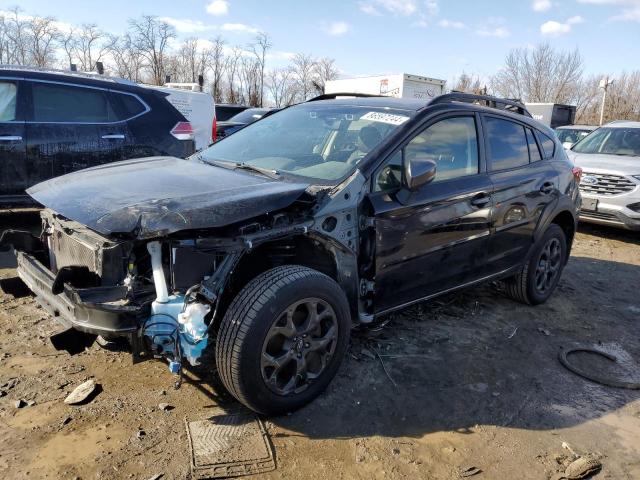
[0,213,639,480]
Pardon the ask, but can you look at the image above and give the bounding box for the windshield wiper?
[201,158,280,179]
[233,163,280,179]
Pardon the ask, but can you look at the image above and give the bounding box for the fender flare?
[531,195,578,260]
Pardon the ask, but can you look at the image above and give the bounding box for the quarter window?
[32,83,112,122]
[111,92,146,120]
[526,128,543,162]
[0,82,17,122]
[404,116,479,183]
[485,117,529,171]
[539,132,555,159]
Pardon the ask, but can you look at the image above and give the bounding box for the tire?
[215,265,351,415]
[503,224,567,305]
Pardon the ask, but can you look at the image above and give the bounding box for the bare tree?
[224,46,243,103]
[453,72,484,94]
[0,8,347,109]
[312,57,339,94]
[491,43,583,103]
[107,33,145,81]
[209,36,226,102]
[266,67,297,107]
[291,53,316,101]
[129,15,175,85]
[4,7,29,65]
[249,32,272,107]
[61,24,110,71]
[28,16,60,67]
[575,71,640,124]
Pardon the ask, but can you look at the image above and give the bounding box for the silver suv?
[568,121,640,230]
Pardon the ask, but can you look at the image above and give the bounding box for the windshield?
[572,127,640,156]
[556,128,592,145]
[198,103,413,182]
[229,108,270,123]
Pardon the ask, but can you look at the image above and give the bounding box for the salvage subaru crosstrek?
[2,93,581,415]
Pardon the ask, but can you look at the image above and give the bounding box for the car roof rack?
[306,92,385,102]
[428,92,532,117]
[0,64,136,86]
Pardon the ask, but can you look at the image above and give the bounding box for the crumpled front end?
[2,210,146,336]
[2,208,239,369]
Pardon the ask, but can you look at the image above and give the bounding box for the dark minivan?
[0,67,196,207]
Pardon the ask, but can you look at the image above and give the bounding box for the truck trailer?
[524,103,576,129]
[324,73,446,100]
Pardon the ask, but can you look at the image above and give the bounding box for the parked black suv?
[2,93,581,415]
[0,67,196,206]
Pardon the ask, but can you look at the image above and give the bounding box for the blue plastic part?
[168,360,181,374]
[180,336,208,367]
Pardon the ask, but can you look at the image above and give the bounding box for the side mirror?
[404,154,437,191]
[562,141,574,150]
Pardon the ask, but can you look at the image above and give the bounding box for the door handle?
[540,182,554,194]
[0,135,22,141]
[101,134,125,140]
[470,193,491,207]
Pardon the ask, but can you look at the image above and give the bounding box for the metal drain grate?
[186,411,276,478]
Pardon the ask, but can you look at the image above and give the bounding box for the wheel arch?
[533,196,578,263]
[550,210,576,262]
[217,233,358,330]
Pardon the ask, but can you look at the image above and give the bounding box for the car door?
[482,115,560,275]
[26,80,121,179]
[369,113,494,313]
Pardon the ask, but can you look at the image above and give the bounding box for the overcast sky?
[5,0,640,83]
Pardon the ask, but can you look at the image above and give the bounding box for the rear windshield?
[572,127,640,156]
[197,103,413,182]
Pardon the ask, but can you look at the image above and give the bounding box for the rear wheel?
[215,265,351,415]
[503,224,567,305]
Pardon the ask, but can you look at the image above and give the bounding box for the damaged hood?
[27,156,310,237]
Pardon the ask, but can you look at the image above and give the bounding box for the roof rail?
[0,64,136,86]
[306,92,384,102]
[428,92,532,117]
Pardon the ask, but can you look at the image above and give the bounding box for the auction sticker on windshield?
[360,111,409,126]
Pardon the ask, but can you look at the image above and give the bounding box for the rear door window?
[485,117,529,171]
[0,81,17,121]
[32,82,112,122]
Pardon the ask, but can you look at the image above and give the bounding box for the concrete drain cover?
[186,412,275,478]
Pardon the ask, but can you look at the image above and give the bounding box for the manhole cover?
[186,411,275,479]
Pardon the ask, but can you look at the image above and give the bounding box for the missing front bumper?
[15,251,142,335]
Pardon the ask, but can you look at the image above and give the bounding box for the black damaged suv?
[2,93,581,415]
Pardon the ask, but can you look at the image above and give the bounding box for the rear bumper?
[15,251,142,336]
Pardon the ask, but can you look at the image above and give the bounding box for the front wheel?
[503,224,567,305]
[215,266,351,415]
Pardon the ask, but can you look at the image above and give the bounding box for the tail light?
[572,166,583,183]
[212,115,217,143]
[170,122,195,141]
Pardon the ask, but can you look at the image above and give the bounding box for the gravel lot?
[0,213,639,479]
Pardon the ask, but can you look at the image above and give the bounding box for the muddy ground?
[0,213,639,480]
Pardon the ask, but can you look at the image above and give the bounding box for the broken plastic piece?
[169,360,181,374]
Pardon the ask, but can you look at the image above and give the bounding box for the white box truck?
[324,74,446,100]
